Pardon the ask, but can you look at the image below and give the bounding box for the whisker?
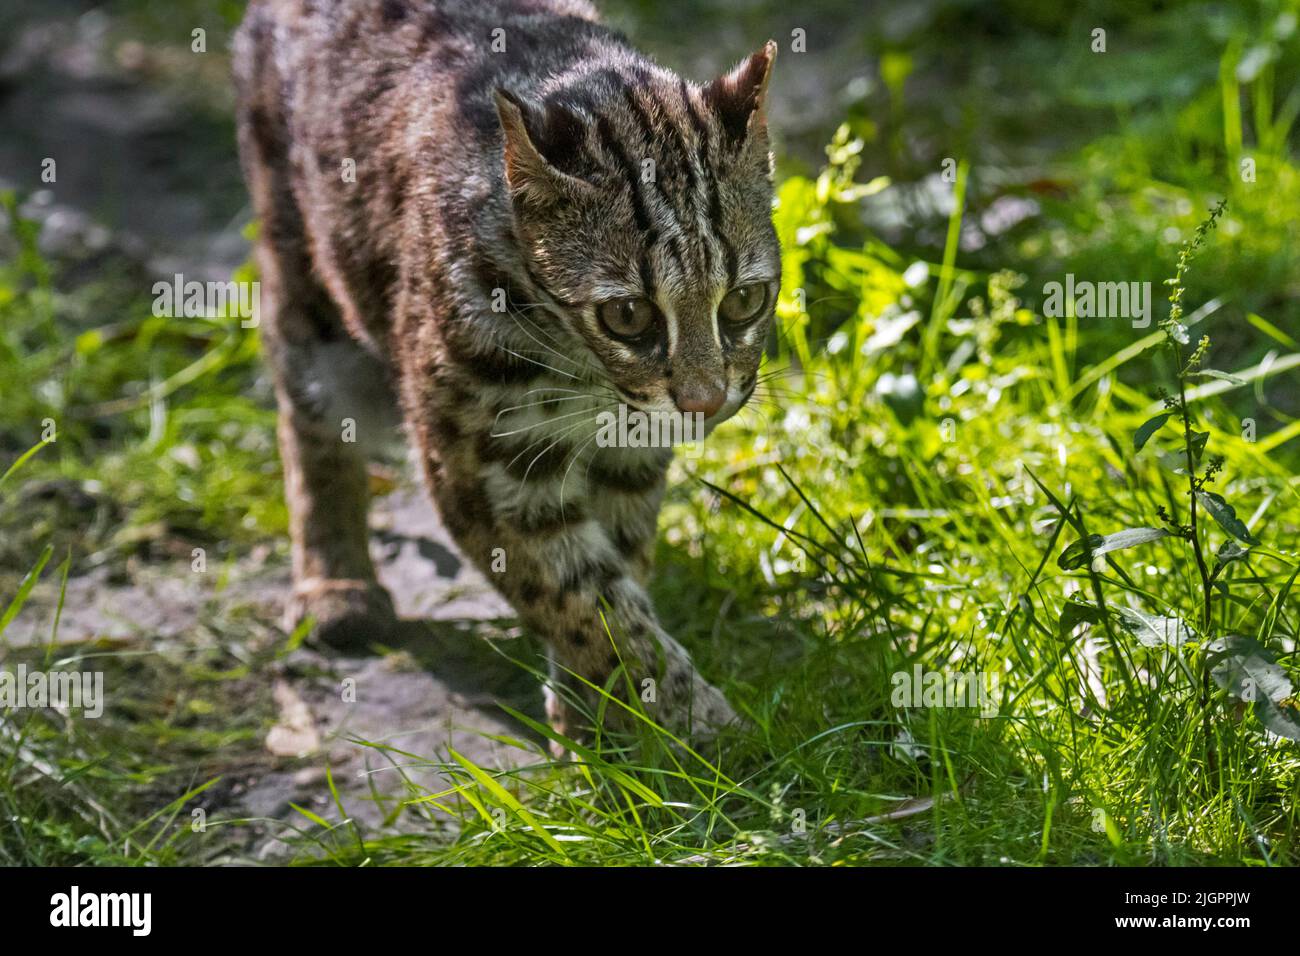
[520,384,622,405]
[580,436,605,494]
[505,417,594,475]
[751,386,806,403]
[502,304,631,400]
[499,400,619,471]
[490,404,605,438]
[559,428,604,518]
[518,412,614,490]
[493,393,601,422]
[505,308,578,368]
[499,345,580,382]
[733,404,781,431]
[522,386,588,397]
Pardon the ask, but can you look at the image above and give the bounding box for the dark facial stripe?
[620,83,689,217]
[595,113,653,234]
[624,82,712,294]
[663,82,700,199]
[703,160,739,283]
[699,123,739,285]
[501,223,584,310]
[620,87,658,160]
[679,79,712,182]
[679,79,727,278]
[667,85,716,284]
[638,251,657,300]
[666,235,688,276]
[716,224,739,285]
[477,263,570,361]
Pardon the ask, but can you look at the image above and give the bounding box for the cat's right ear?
[703,40,777,149]
[493,89,592,207]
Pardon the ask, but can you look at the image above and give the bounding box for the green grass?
[1,0,1298,867]
[289,181,1299,868]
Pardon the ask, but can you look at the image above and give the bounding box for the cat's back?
[233,0,621,231]
[235,0,607,105]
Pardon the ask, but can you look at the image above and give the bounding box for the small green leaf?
[1195,490,1261,546]
[1057,527,1171,571]
[1058,597,1104,640]
[1058,535,1102,571]
[1114,606,1191,647]
[1256,696,1300,742]
[1206,636,1293,703]
[1133,413,1171,451]
[1214,539,1251,570]
[1157,430,1209,475]
[1189,368,1246,385]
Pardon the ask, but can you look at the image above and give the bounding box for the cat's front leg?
[424,459,737,742]
[538,571,740,745]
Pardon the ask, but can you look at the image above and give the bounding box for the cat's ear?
[493,89,592,207]
[703,40,776,147]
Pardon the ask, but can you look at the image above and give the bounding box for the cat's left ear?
[493,89,594,208]
[703,40,777,147]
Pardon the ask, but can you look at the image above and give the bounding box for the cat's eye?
[718,283,771,325]
[597,297,656,339]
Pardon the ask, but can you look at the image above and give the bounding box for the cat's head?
[493,42,780,430]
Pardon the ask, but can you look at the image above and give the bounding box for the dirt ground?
[9,480,551,859]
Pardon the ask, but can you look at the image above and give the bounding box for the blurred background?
[2,1,1297,314]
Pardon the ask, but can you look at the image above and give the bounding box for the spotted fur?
[233,0,780,740]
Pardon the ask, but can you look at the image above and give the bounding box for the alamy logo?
[890,665,999,718]
[0,666,104,718]
[595,405,705,451]
[50,886,151,936]
[152,273,261,328]
[1042,274,1151,328]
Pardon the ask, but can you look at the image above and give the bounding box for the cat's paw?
[287,578,397,651]
[681,676,746,742]
[542,668,743,758]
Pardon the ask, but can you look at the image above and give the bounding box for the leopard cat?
[232,0,780,741]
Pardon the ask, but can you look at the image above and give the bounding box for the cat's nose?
[671,382,727,418]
